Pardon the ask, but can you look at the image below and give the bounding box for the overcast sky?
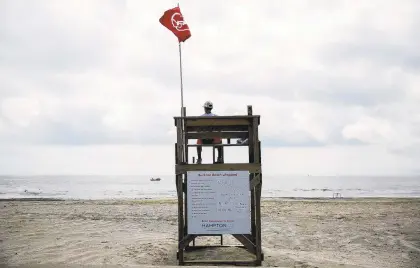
[0,0,419,176]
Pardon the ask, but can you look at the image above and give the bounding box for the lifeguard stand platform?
[174,105,263,266]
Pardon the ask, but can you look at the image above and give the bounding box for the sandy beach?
[1,198,419,268]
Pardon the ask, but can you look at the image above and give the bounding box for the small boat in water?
[150,177,161,181]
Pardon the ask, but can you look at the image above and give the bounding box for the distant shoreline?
[1,196,420,202]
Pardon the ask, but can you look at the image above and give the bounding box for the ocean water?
[0,175,419,200]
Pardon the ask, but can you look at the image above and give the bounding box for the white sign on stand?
[187,170,251,234]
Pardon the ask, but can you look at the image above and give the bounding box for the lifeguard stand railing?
[174,105,263,266]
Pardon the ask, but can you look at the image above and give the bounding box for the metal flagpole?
[179,40,186,163]
[177,2,184,114]
[177,2,186,163]
[179,43,184,113]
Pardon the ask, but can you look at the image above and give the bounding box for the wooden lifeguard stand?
[174,105,263,266]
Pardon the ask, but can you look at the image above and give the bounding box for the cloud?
[0,1,122,73]
[0,0,419,175]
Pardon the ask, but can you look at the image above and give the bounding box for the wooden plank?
[176,163,261,173]
[187,144,246,147]
[185,245,246,251]
[179,234,197,250]
[232,234,256,254]
[182,260,259,266]
[186,125,249,132]
[186,118,251,127]
[175,117,258,127]
[187,234,224,237]
[243,234,254,241]
[173,114,260,126]
[174,115,260,120]
[187,131,248,139]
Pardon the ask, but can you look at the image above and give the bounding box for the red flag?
[159,6,191,43]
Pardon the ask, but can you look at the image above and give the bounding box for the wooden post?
[253,116,262,265]
[247,105,256,245]
[182,106,189,252]
[175,117,185,263]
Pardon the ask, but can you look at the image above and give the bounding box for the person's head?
[203,101,213,113]
[203,101,213,114]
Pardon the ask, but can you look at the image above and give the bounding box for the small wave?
[22,190,42,196]
[8,188,69,198]
[292,188,364,192]
[293,188,333,192]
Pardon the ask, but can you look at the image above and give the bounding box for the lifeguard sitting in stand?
[196,101,223,164]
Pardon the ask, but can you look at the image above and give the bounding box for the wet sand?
[1,198,419,268]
